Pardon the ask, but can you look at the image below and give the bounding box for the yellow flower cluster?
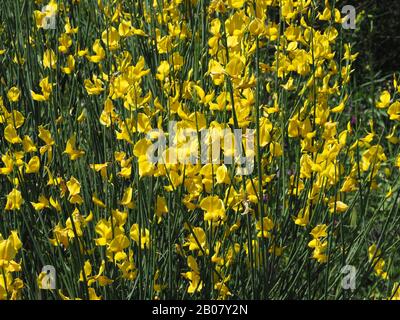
[0,0,399,300]
[0,231,24,300]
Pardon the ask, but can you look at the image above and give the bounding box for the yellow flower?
[368,244,388,280]
[208,59,225,85]
[80,260,113,287]
[256,217,274,238]
[92,194,106,208]
[4,124,22,144]
[120,187,135,209]
[90,162,108,179]
[310,224,328,239]
[216,165,231,184]
[64,134,85,160]
[199,195,226,222]
[184,227,207,253]
[328,201,349,214]
[388,101,400,120]
[376,91,391,109]
[0,231,22,262]
[66,176,81,196]
[30,195,50,211]
[155,196,168,223]
[389,283,400,300]
[182,256,203,294]
[61,55,75,74]
[130,224,150,249]
[84,76,104,95]
[109,234,130,261]
[7,87,20,102]
[38,126,55,146]
[22,135,37,153]
[43,49,57,69]
[156,61,170,82]
[225,57,245,79]
[88,288,102,300]
[94,219,113,246]
[31,77,53,101]
[87,39,105,63]
[0,153,14,175]
[5,189,23,211]
[58,33,72,53]
[25,156,40,174]
[101,27,120,50]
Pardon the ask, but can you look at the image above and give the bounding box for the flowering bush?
[0,0,399,300]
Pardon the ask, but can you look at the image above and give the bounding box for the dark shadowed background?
[347,0,400,78]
